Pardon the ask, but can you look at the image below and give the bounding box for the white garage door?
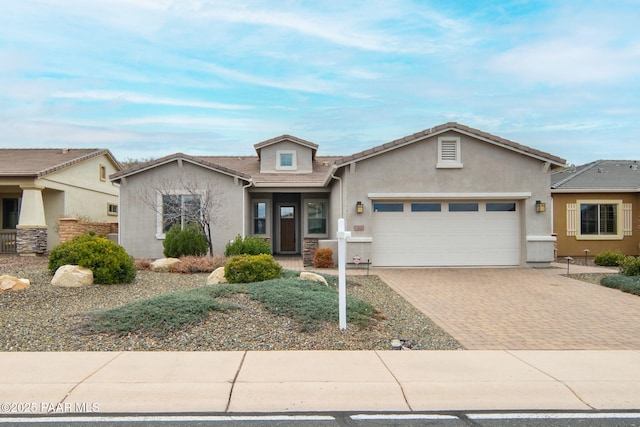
[371,201,520,266]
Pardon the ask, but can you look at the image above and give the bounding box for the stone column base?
[16,227,48,255]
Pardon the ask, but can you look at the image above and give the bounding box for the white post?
[337,218,351,330]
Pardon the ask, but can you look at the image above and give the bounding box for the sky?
[1,0,639,166]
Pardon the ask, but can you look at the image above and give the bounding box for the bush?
[601,274,640,296]
[313,248,334,268]
[224,235,271,256]
[224,254,282,283]
[594,250,625,266]
[49,233,136,284]
[620,256,640,276]
[163,223,208,258]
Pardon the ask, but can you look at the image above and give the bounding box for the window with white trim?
[158,193,201,234]
[107,202,118,216]
[437,136,462,168]
[253,200,268,235]
[305,200,328,236]
[276,150,297,170]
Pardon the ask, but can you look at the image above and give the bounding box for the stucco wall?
[259,141,313,173]
[334,132,555,265]
[118,161,245,259]
[552,192,640,257]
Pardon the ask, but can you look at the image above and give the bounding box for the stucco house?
[111,122,566,267]
[551,160,640,258]
[0,148,121,255]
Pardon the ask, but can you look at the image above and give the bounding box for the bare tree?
[136,170,228,256]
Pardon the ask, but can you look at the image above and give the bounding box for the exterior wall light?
[356,201,364,214]
[535,200,546,213]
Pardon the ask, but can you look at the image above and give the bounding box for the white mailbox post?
[337,218,351,330]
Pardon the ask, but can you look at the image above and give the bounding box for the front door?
[279,205,296,252]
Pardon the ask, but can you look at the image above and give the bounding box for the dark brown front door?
[280,206,296,252]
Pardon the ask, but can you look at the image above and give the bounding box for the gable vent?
[440,141,457,161]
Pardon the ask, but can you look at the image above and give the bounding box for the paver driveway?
[375,267,640,350]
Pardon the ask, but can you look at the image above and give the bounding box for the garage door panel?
[372,201,520,266]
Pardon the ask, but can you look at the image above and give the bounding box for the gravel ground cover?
[0,255,462,351]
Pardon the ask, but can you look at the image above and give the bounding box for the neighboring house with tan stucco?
[0,148,121,255]
[112,122,566,267]
[551,160,640,258]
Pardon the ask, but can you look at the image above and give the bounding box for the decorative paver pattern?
[375,267,640,350]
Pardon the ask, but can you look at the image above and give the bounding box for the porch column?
[16,185,47,256]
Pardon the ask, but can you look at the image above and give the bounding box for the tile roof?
[336,122,566,166]
[551,160,640,191]
[0,148,120,177]
[201,155,340,187]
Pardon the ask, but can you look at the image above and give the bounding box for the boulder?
[0,275,30,291]
[150,258,182,272]
[299,271,329,286]
[51,265,94,287]
[206,267,227,285]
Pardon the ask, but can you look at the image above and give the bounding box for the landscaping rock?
[150,258,181,272]
[300,271,329,286]
[51,265,94,287]
[206,267,227,285]
[0,275,30,291]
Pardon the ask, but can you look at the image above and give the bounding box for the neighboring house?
[551,160,640,258]
[111,122,565,267]
[0,149,121,255]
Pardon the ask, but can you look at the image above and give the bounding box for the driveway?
[374,267,640,350]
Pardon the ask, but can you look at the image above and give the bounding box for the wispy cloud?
[51,90,254,110]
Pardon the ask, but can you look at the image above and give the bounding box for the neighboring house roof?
[551,160,640,192]
[253,135,319,159]
[0,148,121,178]
[337,122,566,167]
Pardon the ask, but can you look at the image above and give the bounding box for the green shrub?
[313,248,334,268]
[163,223,208,258]
[224,235,271,256]
[594,250,625,266]
[620,256,640,276]
[48,233,136,284]
[601,274,640,296]
[224,254,282,283]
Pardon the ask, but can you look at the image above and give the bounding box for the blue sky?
[1,0,638,165]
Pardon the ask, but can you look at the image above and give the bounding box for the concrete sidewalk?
[1,350,639,414]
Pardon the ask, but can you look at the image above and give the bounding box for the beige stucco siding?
[334,133,554,265]
[119,161,245,259]
[259,142,313,173]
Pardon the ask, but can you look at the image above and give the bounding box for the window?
[2,198,20,229]
[411,203,441,212]
[486,202,516,212]
[580,203,617,235]
[449,202,478,212]
[107,203,118,216]
[161,194,201,233]
[437,136,462,168]
[276,150,297,170]
[99,164,106,181]
[254,201,267,235]
[306,201,327,235]
[373,203,404,212]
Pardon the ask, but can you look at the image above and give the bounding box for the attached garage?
[371,199,521,266]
